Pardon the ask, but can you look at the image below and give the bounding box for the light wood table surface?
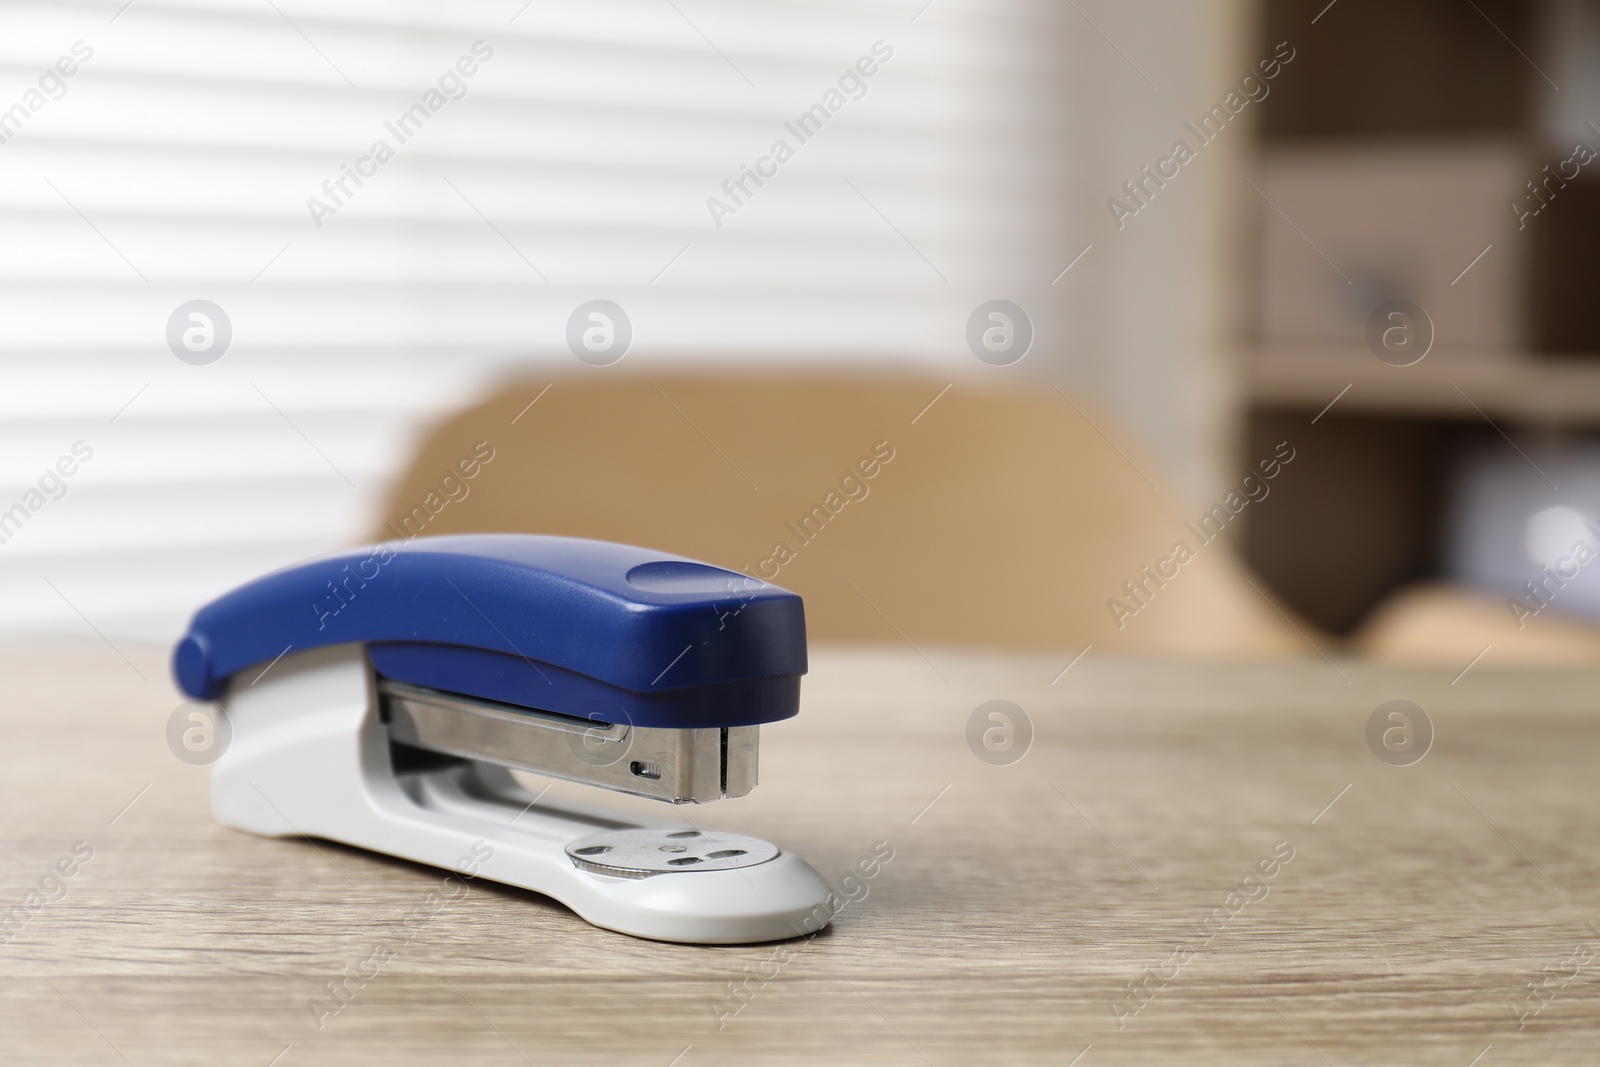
[4,640,1599,1065]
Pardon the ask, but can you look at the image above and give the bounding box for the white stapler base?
[211,645,834,945]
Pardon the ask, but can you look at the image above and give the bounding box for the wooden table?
[4,640,1599,1065]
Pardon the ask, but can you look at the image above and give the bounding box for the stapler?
[172,534,833,944]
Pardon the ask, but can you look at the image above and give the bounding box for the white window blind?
[0,0,1082,641]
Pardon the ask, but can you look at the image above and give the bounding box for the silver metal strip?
[723,725,759,797]
[378,679,757,804]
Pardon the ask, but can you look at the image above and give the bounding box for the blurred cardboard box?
[1255,139,1527,351]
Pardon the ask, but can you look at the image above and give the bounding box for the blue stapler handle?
[172,534,807,729]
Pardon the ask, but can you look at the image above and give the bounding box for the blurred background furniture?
[1244,0,1600,664]
[375,376,1311,657]
[1354,582,1600,664]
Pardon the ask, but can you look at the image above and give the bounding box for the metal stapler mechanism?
[172,534,832,944]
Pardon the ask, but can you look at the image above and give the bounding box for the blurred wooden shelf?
[1247,346,1600,425]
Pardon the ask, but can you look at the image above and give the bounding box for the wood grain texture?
[3,640,1599,1065]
